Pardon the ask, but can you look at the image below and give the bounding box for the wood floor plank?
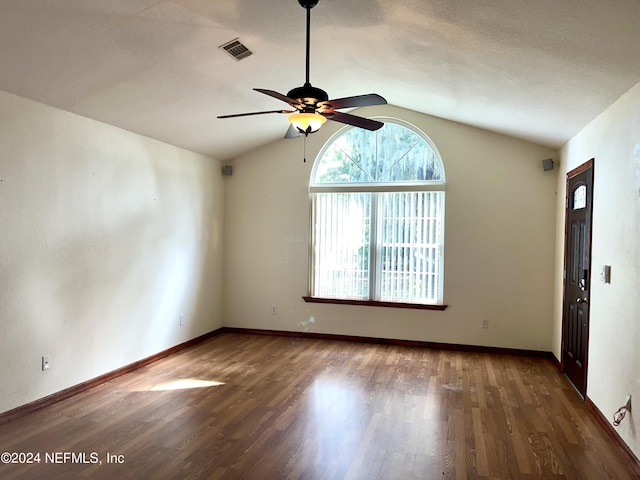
[0,333,638,479]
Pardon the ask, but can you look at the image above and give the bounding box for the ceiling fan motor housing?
[298,0,319,9]
[287,83,329,110]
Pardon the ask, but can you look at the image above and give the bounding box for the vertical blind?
[313,193,370,300]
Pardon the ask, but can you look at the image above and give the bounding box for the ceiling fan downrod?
[298,0,318,83]
[301,0,318,85]
[287,0,328,108]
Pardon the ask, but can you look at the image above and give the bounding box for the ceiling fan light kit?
[217,0,387,138]
[288,112,327,135]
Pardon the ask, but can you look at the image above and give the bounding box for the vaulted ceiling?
[2,0,640,161]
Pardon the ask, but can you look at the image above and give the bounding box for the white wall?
[0,90,224,414]
[553,81,640,457]
[223,105,558,351]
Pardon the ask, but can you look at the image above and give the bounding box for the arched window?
[308,119,446,306]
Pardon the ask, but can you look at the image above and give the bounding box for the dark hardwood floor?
[0,332,637,479]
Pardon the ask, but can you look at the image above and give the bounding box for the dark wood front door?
[561,159,594,397]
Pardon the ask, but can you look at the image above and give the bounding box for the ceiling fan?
[218,0,387,137]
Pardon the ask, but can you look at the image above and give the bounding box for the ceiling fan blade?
[284,123,301,139]
[217,109,294,119]
[254,88,303,108]
[326,112,384,131]
[321,93,387,110]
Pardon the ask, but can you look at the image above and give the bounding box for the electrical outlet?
[272,305,278,315]
[481,319,489,329]
[42,355,51,371]
[179,315,185,326]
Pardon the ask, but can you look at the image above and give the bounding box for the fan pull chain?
[303,135,307,163]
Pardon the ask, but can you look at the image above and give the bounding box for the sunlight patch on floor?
[131,378,226,392]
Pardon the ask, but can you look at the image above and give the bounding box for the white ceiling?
[1,0,640,161]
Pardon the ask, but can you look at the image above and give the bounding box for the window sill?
[302,296,448,311]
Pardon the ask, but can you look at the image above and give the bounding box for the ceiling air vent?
[219,38,253,61]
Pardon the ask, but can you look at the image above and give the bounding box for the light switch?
[600,265,611,283]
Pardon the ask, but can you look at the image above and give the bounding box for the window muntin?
[310,119,446,305]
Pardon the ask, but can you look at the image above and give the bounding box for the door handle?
[576,297,588,304]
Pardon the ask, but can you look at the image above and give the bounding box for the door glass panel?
[573,185,586,210]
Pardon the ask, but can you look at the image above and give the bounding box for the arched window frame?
[305,118,448,309]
